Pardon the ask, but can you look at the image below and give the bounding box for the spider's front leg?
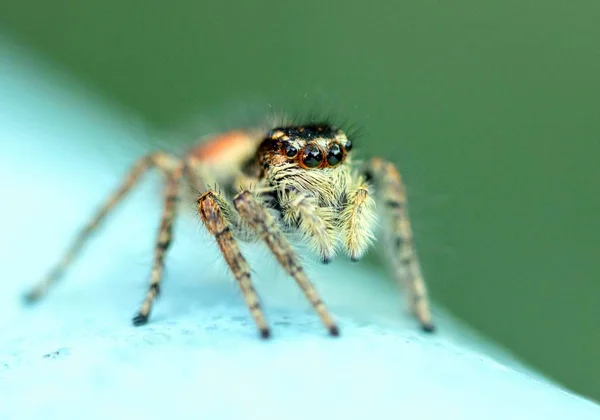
[233,190,340,336]
[198,190,271,338]
[365,157,435,332]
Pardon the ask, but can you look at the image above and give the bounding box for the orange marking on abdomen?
[189,130,259,163]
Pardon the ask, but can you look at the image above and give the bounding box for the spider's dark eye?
[282,141,298,158]
[344,139,353,152]
[327,143,344,166]
[301,144,323,168]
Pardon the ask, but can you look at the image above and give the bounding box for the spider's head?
[259,123,353,170]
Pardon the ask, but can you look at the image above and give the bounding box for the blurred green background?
[2,0,599,401]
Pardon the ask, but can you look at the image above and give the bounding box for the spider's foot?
[22,290,42,305]
[132,313,149,326]
[421,322,436,334]
[259,327,271,339]
[328,324,340,337]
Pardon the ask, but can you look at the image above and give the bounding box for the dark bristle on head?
[269,123,338,141]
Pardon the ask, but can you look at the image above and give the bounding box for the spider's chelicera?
[24,119,435,338]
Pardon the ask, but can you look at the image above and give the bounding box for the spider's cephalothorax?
[24,119,435,339]
[243,123,374,265]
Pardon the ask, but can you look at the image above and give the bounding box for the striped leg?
[132,164,183,325]
[365,158,435,332]
[24,152,178,303]
[198,190,270,338]
[233,190,339,336]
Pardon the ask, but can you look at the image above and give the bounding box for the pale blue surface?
[1,39,599,420]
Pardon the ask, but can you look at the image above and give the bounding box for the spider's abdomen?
[186,129,265,188]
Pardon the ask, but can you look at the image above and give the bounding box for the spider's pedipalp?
[233,190,339,336]
[340,177,377,262]
[281,191,337,263]
[198,190,270,339]
[364,157,434,332]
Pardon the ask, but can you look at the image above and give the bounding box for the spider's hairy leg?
[132,163,183,326]
[24,152,178,303]
[340,177,377,262]
[198,190,271,339]
[282,191,336,263]
[233,190,339,336]
[365,157,435,333]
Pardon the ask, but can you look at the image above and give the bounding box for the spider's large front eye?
[301,144,323,168]
[327,143,344,166]
[282,141,298,158]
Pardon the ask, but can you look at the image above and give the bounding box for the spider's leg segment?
[340,178,376,262]
[365,158,435,332]
[24,152,179,303]
[233,190,339,336]
[198,190,270,338]
[132,162,183,326]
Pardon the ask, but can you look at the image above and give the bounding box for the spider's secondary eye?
[301,144,323,168]
[344,139,353,152]
[327,143,344,166]
[282,141,298,158]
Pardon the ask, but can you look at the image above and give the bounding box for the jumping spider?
[24,120,435,338]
